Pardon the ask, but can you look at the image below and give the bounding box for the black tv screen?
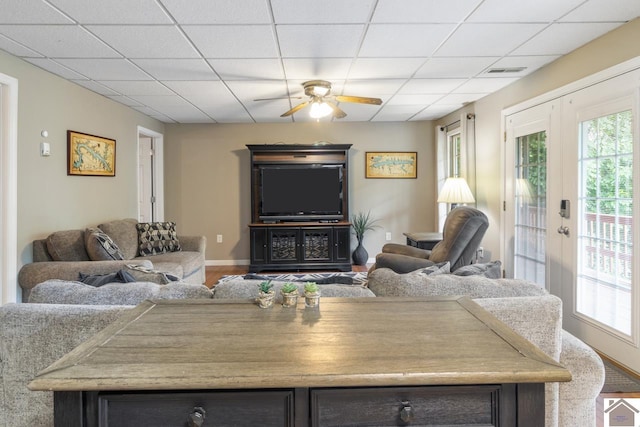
[260,166,342,220]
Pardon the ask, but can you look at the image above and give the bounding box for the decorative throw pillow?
[46,230,90,261]
[136,222,182,256]
[452,260,502,279]
[85,228,125,261]
[125,264,180,285]
[420,261,450,276]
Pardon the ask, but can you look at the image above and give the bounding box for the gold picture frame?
[67,130,116,176]
[365,151,417,179]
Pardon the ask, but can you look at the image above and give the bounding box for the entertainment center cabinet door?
[301,228,333,262]
[250,228,268,265]
[333,226,351,263]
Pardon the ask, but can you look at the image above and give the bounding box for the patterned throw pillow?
[136,222,182,256]
[85,228,125,261]
[420,261,450,276]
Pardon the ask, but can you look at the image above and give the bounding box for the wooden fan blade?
[327,102,347,119]
[281,101,310,117]
[335,95,382,105]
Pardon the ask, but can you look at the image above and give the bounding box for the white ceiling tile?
[360,24,456,57]
[399,79,467,94]
[71,80,120,95]
[161,0,272,24]
[487,55,559,76]
[0,34,44,57]
[453,77,518,93]
[87,25,199,58]
[209,59,284,80]
[271,0,375,24]
[127,95,192,108]
[133,59,218,80]
[467,0,584,22]
[184,25,278,58]
[25,58,86,79]
[436,93,486,105]
[342,79,406,97]
[414,57,499,78]
[372,0,483,23]
[162,81,231,98]
[372,105,423,121]
[278,25,364,58]
[282,58,352,80]
[153,105,213,122]
[0,1,73,24]
[55,59,152,80]
[337,105,377,122]
[0,25,119,57]
[436,23,547,56]
[348,58,426,79]
[106,95,144,106]
[411,105,460,120]
[226,80,289,103]
[200,104,254,122]
[99,80,174,96]
[560,0,640,22]
[386,94,441,105]
[512,23,621,56]
[48,0,172,24]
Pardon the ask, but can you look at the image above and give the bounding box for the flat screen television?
[259,165,343,222]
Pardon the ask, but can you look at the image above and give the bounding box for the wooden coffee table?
[30,297,570,426]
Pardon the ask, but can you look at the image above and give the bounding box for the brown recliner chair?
[371,206,489,274]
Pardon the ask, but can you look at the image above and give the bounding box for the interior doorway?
[137,127,164,223]
[0,72,18,304]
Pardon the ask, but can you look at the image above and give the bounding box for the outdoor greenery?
[581,110,633,216]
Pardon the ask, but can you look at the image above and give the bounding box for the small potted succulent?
[303,282,320,308]
[256,280,275,308]
[280,282,299,308]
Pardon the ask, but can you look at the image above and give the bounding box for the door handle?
[557,226,569,236]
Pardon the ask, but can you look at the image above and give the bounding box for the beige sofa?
[17,218,206,301]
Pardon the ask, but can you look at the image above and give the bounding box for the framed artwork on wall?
[67,130,116,176]
[365,151,417,179]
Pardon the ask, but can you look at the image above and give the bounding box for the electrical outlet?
[216,234,223,243]
[477,247,484,260]
[385,232,392,241]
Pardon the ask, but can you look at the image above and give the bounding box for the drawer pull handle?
[400,400,414,423]
[187,406,206,427]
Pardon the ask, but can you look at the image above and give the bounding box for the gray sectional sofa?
[17,218,206,301]
[0,270,604,427]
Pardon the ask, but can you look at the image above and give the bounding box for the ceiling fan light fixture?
[312,85,330,97]
[309,101,333,119]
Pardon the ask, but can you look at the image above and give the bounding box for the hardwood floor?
[205,265,369,288]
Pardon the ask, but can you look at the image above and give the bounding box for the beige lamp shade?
[438,177,475,204]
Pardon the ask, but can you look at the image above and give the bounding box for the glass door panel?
[514,131,547,287]
[576,110,633,336]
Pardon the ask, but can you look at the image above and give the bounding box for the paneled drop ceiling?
[1,0,639,123]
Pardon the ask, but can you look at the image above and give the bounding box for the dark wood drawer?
[311,385,507,426]
[98,389,294,427]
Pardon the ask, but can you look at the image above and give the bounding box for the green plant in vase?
[303,282,320,308]
[351,211,380,266]
[256,280,275,308]
[281,282,299,308]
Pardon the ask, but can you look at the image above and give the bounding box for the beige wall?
[438,17,640,263]
[0,50,164,269]
[163,121,435,263]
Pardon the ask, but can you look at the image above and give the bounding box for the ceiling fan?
[257,80,383,119]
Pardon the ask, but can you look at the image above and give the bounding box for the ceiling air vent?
[486,67,527,74]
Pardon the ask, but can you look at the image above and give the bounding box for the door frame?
[137,126,164,222]
[0,72,18,304]
[500,56,640,266]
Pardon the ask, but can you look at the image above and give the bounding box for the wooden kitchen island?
[29,297,570,426]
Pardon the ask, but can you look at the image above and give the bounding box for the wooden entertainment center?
[247,144,353,272]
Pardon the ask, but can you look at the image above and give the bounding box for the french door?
[505,71,640,373]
